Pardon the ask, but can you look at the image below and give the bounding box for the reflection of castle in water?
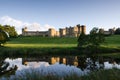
[22,56,79,66]
[22,56,93,69]
[21,56,97,70]
[22,56,120,70]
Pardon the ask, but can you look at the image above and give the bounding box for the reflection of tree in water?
[0,57,18,77]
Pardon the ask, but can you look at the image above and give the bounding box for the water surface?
[1,56,120,78]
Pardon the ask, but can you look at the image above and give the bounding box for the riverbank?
[0,46,120,57]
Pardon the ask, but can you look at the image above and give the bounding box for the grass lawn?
[5,37,77,48]
[102,35,120,49]
[0,35,120,56]
[4,35,120,48]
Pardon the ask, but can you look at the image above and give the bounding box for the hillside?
[5,35,120,48]
[0,35,119,56]
[103,35,120,49]
[5,37,78,48]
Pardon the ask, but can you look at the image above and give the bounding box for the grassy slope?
[102,35,120,48]
[0,35,119,56]
[5,35,120,48]
[5,36,77,48]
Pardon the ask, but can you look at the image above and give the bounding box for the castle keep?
[22,24,86,37]
[59,25,86,37]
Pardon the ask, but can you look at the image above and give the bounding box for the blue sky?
[0,0,120,34]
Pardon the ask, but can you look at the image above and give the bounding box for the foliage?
[77,32,88,48]
[0,29,9,46]
[78,27,105,48]
[89,27,105,47]
[0,25,18,38]
[114,28,120,34]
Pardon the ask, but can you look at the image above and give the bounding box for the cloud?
[0,16,55,34]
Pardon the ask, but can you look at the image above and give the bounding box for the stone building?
[22,27,59,37]
[22,24,86,37]
[99,27,115,35]
[59,24,86,37]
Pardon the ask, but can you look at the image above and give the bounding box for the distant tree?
[0,29,9,46]
[77,27,105,49]
[78,33,88,48]
[115,28,120,34]
[89,27,105,48]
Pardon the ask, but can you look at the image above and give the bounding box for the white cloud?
[0,16,55,34]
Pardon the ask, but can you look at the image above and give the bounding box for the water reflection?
[1,56,120,78]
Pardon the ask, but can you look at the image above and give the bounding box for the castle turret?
[59,28,66,37]
[48,28,56,37]
[81,25,86,34]
[76,24,81,37]
[22,27,27,36]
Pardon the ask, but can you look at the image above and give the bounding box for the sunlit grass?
[5,43,77,48]
[0,35,120,56]
[5,35,120,49]
[103,35,120,48]
[5,36,77,48]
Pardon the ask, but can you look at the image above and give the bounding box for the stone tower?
[81,25,86,34]
[59,28,66,37]
[48,28,56,37]
[76,24,81,36]
[22,27,27,36]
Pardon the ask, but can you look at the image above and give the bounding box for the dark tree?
[89,27,105,47]
[78,33,89,48]
[115,28,120,34]
[77,27,105,49]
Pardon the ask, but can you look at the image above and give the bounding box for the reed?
[1,69,120,80]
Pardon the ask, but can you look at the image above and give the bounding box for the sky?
[0,0,120,34]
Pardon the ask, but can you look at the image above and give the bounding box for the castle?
[22,24,86,37]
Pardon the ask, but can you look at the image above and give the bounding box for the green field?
[0,35,120,56]
[102,35,120,48]
[5,36,78,48]
[5,35,120,48]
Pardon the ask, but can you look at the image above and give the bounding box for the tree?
[77,32,88,48]
[89,27,105,48]
[77,27,105,49]
[115,28,120,34]
[0,29,9,46]
[3,25,18,37]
